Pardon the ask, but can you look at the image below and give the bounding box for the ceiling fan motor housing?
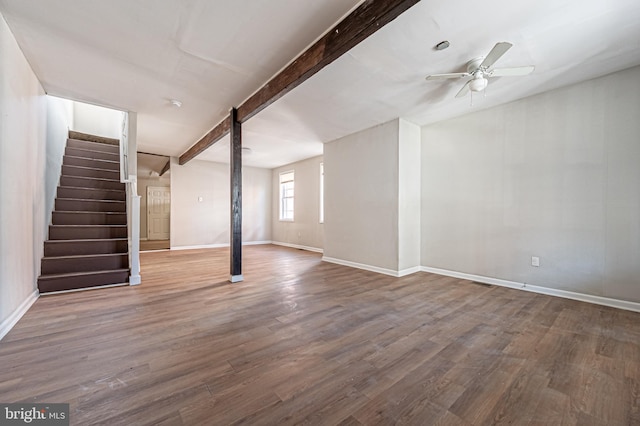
[467,57,485,74]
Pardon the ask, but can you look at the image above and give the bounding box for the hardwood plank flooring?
[1,245,639,425]
[140,239,170,251]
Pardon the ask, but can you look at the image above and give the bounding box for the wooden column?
[229,108,243,282]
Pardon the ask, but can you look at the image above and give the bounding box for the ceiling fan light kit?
[469,75,488,92]
[425,42,535,100]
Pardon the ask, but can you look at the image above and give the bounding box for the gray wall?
[0,14,70,336]
[272,155,324,251]
[170,158,271,248]
[421,65,640,303]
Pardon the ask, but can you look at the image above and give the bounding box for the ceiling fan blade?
[455,80,472,98]
[426,72,469,80]
[489,65,535,77]
[480,42,513,69]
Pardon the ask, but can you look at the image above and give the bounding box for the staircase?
[38,134,130,293]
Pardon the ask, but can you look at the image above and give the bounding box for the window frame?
[279,170,295,222]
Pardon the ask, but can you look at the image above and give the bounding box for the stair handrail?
[120,111,141,285]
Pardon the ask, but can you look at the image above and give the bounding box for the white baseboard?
[421,266,640,313]
[171,241,272,251]
[0,290,39,341]
[129,274,141,285]
[39,282,128,296]
[322,256,402,277]
[321,257,421,278]
[398,266,422,277]
[244,241,273,246]
[272,241,323,253]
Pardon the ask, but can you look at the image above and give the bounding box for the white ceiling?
[1,0,639,169]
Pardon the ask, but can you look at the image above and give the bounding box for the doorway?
[138,152,170,251]
[147,186,171,240]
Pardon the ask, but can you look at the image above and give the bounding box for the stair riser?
[44,240,128,256]
[63,155,120,171]
[57,187,125,201]
[56,199,126,212]
[65,147,119,162]
[38,270,129,293]
[60,176,124,191]
[67,138,120,154]
[41,255,129,274]
[52,212,127,225]
[62,165,120,181]
[49,226,127,240]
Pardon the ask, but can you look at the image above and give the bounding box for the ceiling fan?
[425,42,534,98]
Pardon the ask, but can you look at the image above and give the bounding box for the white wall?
[138,175,171,239]
[272,155,324,251]
[421,66,640,303]
[324,120,401,272]
[0,14,70,339]
[170,158,271,248]
[72,101,122,139]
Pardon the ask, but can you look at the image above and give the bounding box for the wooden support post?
[229,108,243,283]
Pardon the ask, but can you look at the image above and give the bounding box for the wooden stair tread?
[68,131,119,146]
[64,154,119,164]
[60,175,123,183]
[54,211,126,214]
[42,253,127,260]
[46,238,127,243]
[38,269,129,279]
[51,224,127,227]
[57,197,125,203]
[63,164,120,173]
[58,186,125,196]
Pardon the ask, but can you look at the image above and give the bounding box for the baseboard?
[398,266,422,277]
[272,241,323,253]
[39,282,128,296]
[244,240,273,246]
[129,274,141,285]
[171,241,272,251]
[421,266,640,313]
[0,290,39,341]
[322,256,402,277]
[140,237,148,241]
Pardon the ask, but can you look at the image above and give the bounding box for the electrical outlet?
[531,256,540,267]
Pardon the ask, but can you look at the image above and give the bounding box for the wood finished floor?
[1,245,639,425]
[140,239,170,251]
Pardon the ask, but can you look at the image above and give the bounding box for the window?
[319,163,324,223]
[279,171,294,221]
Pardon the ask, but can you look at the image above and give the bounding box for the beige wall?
[72,102,122,139]
[271,155,324,251]
[0,14,70,338]
[421,66,640,303]
[324,120,401,271]
[137,176,171,239]
[170,158,271,248]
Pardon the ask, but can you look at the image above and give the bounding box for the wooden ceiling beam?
[179,0,421,165]
[159,160,170,176]
[179,116,231,165]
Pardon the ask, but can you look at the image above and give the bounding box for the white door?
[147,186,170,240]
